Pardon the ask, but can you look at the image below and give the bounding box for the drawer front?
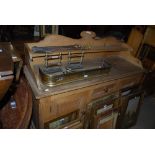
[119,75,142,89]
[91,81,119,100]
[40,91,88,122]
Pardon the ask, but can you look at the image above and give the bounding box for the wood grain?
[24,31,144,128]
[127,27,143,57]
[0,76,32,128]
[0,42,14,100]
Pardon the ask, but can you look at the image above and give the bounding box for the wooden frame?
[127,27,143,57]
[90,93,119,129]
[44,110,82,129]
[118,86,144,128]
[40,25,59,38]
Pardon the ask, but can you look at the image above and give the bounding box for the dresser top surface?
[24,55,144,99]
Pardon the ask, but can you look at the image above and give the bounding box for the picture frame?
[120,89,144,128]
[90,93,119,129]
[40,25,59,38]
[44,110,79,129]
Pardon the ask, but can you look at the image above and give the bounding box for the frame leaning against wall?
[40,25,59,38]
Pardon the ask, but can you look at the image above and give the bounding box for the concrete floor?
[131,94,155,129]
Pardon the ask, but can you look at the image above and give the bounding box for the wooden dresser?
[24,31,144,129]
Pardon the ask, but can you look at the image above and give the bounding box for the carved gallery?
[0,25,155,129]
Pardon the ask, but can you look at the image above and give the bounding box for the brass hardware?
[37,45,111,87]
[68,50,84,65]
[44,51,62,68]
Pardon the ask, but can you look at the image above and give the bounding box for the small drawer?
[91,81,119,100]
[119,75,142,89]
